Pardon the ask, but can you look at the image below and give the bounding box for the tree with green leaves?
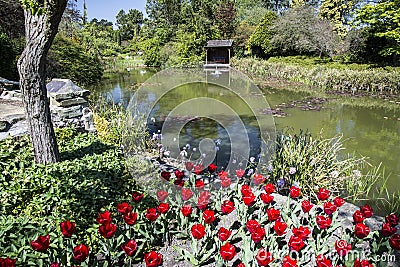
[17,0,67,163]
[248,11,278,57]
[116,9,143,41]
[355,0,400,60]
[270,6,339,57]
[319,0,354,36]
[215,0,236,38]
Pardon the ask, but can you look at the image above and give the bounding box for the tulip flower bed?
[1,128,399,266]
[4,162,400,267]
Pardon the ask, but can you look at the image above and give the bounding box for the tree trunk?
[17,0,67,164]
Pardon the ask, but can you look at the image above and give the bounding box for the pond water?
[89,69,400,194]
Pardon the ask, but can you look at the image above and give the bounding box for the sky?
[75,0,147,26]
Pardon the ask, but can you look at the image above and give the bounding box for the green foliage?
[215,0,237,38]
[232,57,400,94]
[0,32,17,80]
[19,0,44,16]
[47,34,103,85]
[270,6,340,58]
[116,9,143,41]
[268,130,365,200]
[318,0,354,36]
[248,11,278,57]
[355,0,400,59]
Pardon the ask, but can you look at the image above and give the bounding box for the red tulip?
[335,240,352,257]
[253,173,265,185]
[50,263,60,267]
[221,176,232,188]
[353,210,365,223]
[333,197,345,207]
[289,186,301,198]
[282,255,298,267]
[273,221,287,236]
[99,223,117,239]
[174,179,184,187]
[316,215,332,229]
[218,170,229,178]
[174,169,185,179]
[261,193,274,204]
[242,193,256,206]
[354,259,374,267]
[197,191,212,209]
[354,223,370,239]
[267,208,281,222]
[208,164,217,173]
[194,164,204,174]
[389,234,400,250]
[263,183,275,194]
[381,222,397,237]
[317,188,330,201]
[220,242,236,261]
[236,169,245,178]
[385,213,399,226]
[157,203,169,214]
[323,202,337,215]
[144,250,163,267]
[156,190,168,202]
[96,211,112,225]
[160,171,171,181]
[292,226,310,240]
[132,191,144,203]
[288,235,305,251]
[117,202,133,215]
[121,239,138,256]
[241,185,253,196]
[145,208,159,221]
[221,200,235,214]
[195,179,204,190]
[255,248,274,266]
[73,244,89,262]
[360,205,373,218]
[316,254,332,267]
[181,205,193,217]
[218,227,232,241]
[301,200,313,213]
[31,234,50,252]
[0,257,16,267]
[237,262,246,267]
[60,220,75,238]
[191,224,206,239]
[203,209,216,224]
[246,219,260,234]
[181,188,194,201]
[251,227,266,243]
[123,211,138,225]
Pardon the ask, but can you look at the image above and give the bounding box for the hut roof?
[206,40,233,48]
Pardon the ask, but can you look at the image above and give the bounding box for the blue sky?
[75,0,147,25]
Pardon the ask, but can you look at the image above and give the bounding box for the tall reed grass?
[232,57,400,95]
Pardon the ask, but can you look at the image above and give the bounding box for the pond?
[89,68,400,195]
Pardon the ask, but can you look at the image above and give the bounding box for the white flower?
[330,170,339,178]
[180,150,188,157]
[173,137,177,142]
[193,147,197,151]
[250,157,255,163]
[150,117,156,123]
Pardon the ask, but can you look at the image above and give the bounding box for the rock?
[0,120,10,132]
[50,96,88,107]
[51,105,84,120]
[0,120,28,140]
[46,78,89,101]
